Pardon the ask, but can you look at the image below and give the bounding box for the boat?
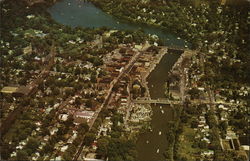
[68,2,71,5]
[156,149,160,153]
[159,131,162,135]
[177,37,181,40]
[159,106,162,109]
[146,140,149,144]
[161,110,164,114]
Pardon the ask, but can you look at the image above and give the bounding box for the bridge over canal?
[132,99,234,106]
[132,98,180,105]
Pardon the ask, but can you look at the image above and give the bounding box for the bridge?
[133,99,236,106]
[132,99,179,105]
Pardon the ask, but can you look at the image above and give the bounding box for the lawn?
[177,125,202,161]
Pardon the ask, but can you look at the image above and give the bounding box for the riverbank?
[89,0,192,47]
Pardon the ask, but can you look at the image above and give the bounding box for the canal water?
[137,51,182,161]
[48,0,185,160]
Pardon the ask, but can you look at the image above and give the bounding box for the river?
[48,0,186,160]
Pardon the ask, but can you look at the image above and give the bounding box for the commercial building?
[1,86,33,97]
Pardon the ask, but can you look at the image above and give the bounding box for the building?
[74,111,95,124]
[22,0,46,6]
[1,86,32,97]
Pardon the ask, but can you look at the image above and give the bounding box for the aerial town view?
[0,0,249,161]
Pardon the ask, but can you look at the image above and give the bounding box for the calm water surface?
[48,1,185,160]
[48,0,188,46]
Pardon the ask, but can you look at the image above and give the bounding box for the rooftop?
[1,86,18,94]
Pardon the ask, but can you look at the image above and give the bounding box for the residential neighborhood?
[1,0,249,161]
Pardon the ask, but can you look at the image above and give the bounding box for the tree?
[20,97,31,106]
[67,144,77,154]
[26,137,40,152]
[85,99,94,108]
[65,88,74,97]
[78,122,89,133]
[113,84,119,92]
[119,48,126,54]
[191,120,199,128]
[141,87,146,96]
[16,150,29,160]
[188,87,200,99]
[93,57,103,66]
[52,87,60,96]
[106,137,137,161]
[43,142,54,153]
[75,67,81,75]
[180,112,189,123]
[163,148,173,160]
[91,74,97,83]
[73,134,82,146]
[166,132,175,144]
[62,151,73,161]
[0,142,12,160]
[65,114,74,127]
[84,132,96,146]
[75,97,82,106]
[96,137,109,157]
[198,140,207,149]
[57,126,68,136]
[219,121,228,132]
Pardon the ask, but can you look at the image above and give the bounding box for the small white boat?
[177,37,181,40]
[159,131,162,135]
[146,140,149,144]
[68,2,71,5]
[161,110,164,114]
[156,149,160,153]
[159,106,162,109]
